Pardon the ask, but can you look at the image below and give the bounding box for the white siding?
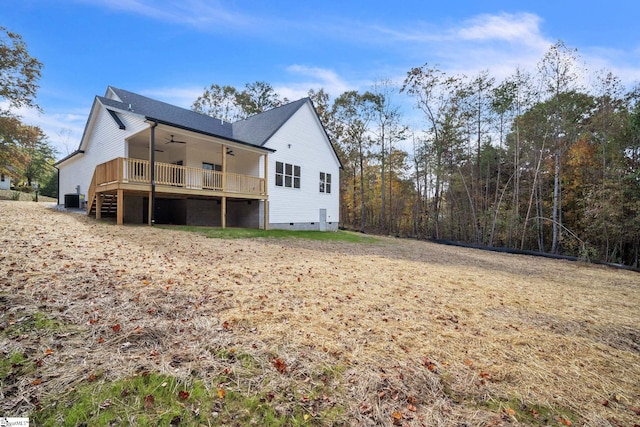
[265,102,340,227]
[58,105,147,204]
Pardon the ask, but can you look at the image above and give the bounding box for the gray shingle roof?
[231,98,309,146]
[102,86,309,148]
[101,87,234,139]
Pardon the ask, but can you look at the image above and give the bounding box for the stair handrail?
[86,169,97,215]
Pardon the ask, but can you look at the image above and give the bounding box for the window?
[319,172,331,193]
[276,161,300,188]
[202,162,222,171]
[0,173,5,182]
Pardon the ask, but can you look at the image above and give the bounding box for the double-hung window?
[319,172,331,193]
[276,161,300,188]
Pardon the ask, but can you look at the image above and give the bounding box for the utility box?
[64,193,80,208]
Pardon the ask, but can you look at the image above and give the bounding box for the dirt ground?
[1,201,639,426]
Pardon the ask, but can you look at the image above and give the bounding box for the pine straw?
[1,200,639,426]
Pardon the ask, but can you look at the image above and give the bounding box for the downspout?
[150,120,158,226]
[54,165,60,205]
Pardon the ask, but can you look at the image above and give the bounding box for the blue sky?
[3,0,639,159]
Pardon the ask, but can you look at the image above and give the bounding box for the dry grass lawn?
[1,201,639,426]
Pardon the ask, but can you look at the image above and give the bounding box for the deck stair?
[88,193,118,217]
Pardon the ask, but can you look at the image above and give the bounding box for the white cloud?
[76,0,262,32]
[278,65,354,99]
[456,13,546,47]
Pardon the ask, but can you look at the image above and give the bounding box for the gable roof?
[102,87,235,139]
[231,98,308,146]
[56,86,342,166]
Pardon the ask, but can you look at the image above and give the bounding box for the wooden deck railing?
[86,171,97,214]
[93,158,266,196]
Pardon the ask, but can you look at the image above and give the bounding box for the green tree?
[333,90,381,232]
[192,81,287,121]
[0,116,42,182]
[402,64,466,238]
[192,84,241,122]
[371,79,408,232]
[0,26,43,114]
[236,81,287,116]
[1,27,44,182]
[536,40,584,253]
[23,132,56,186]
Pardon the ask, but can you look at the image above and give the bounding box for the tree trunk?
[551,149,560,253]
[359,142,366,233]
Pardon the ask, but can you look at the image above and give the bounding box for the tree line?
[2,26,637,267]
[193,41,640,267]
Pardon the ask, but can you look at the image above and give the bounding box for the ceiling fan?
[166,135,187,144]
[226,148,235,156]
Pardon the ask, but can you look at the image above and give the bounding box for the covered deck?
[87,157,269,227]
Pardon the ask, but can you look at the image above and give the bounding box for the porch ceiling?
[127,127,227,156]
[126,123,273,156]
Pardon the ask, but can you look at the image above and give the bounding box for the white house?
[55,86,341,230]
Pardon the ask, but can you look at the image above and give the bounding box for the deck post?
[222,145,227,192]
[263,154,269,230]
[221,196,227,229]
[96,194,102,220]
[148,191,153,225]
[116,189,124,225]
[264,200,269,230]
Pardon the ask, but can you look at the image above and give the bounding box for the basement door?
[319,209,327,231]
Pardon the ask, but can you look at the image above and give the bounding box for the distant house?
[0,172,9,190]
[55,86,341,230]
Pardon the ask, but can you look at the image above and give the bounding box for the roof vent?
[128,104,132,111]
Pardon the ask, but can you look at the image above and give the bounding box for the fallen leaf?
[464,359,473,367]
[505,407,516,417]
[88,374,96,382]
[392,410,403,426]
[217,388,226,399]
[98,336,104,343]
[273,357,287,374]
[178,390,190,400]
[303,414,310,420]
[629,406,640,416]
[31,378,42,386]
[407,404,417,412]
[407,396,417,405]
[112,324,121,332]
[143,394,155,410]
[558,417,572,426]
